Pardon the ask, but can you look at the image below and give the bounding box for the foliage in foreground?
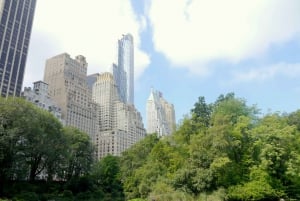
[2,94,300,201]
[0,97,123,200]
[120,93,300,201]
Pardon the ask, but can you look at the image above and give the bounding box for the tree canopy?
[120,93,300,201]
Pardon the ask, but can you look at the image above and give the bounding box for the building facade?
[43,53,97,139]
[117,34,134,105]
[92,72,118,132]
[0,0,36,97]
[111,63,126,103]
[146,88,176,136]
[86,73,99,91]
[22,80,63,123]
[92,72,146,159]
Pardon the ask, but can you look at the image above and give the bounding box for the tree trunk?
[29,156,41,181]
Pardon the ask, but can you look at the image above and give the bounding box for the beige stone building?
[92,72,146,159]
[146,88,176,136]
[43,53,97,139]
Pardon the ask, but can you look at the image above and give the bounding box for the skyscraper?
[44,53,97,139]
[117,33,134,104]
[146,88,176,136]
[92,72,146,159]
[0,0,36,97]
[111,63,126,103]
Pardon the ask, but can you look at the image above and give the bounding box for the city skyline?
[24,1,300,124]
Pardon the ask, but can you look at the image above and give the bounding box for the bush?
[13,192,39,201]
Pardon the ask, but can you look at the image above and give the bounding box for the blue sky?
[24,0,300,124]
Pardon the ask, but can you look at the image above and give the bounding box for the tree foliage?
[0,97,64,182]
[61,127,94,181]
[119,93,300,201]
[0,97,97,199]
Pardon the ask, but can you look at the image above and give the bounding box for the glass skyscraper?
[117,33,134,105]
[112,63,126,103]
[0,0,36,97]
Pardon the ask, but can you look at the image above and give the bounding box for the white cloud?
[232,62,300,83]
[24,0,150,88]
[147,0,300,74]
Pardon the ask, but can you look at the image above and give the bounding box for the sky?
[24,0,300,125]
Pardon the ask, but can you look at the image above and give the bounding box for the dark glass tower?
[0,0,36,97]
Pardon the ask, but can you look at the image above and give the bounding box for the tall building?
[92,72,118,132]
[43,53,97,139]
[111,63,126,103]
[146,88,176,137]
[86,73,100,91]
[22,81,63,123]
[0,0,37,97]
[92,72,146,159]
[116,33,134,104]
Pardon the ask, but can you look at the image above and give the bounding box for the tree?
[249,114,300,197]
[191,96,212,129]
[287,109,300,131]
[91,155,124,200]
[61,127,94,181]
[0,98,64,193]
[228,166,280,200]
[120,134,159,200]
[22,109,63,181]
[0,97,27,194]
[173,94,258,196]
[0,98,63,180]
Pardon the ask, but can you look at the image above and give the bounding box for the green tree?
[191,96,212,130]
[120,134,159,200]
[0,98,63,182]
[250,114,300,197]
[61,127,94,181]
[228,166,279,200]
[173,94,257,196]
[0,97,28,194]
[91,155,124,200]
[287,109,300,131]
[22,109,63,181]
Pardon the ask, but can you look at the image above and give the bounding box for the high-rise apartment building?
[43,53,97,139]
[146,88,176,136]
[116,33,134,104]
[92,72,145,159]
[0,0,36,97]
[22,81,63,123]
[92,72,118,132]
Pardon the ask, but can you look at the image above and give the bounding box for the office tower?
[0,0,37,97]
[92,72,118,132]
[146,88,176,136]
[111,63,126,103]
[92,72,145,159]
[22,81,63,123]
[43,53,97,139]
[117,33,134,104]
[161,97,176,133]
